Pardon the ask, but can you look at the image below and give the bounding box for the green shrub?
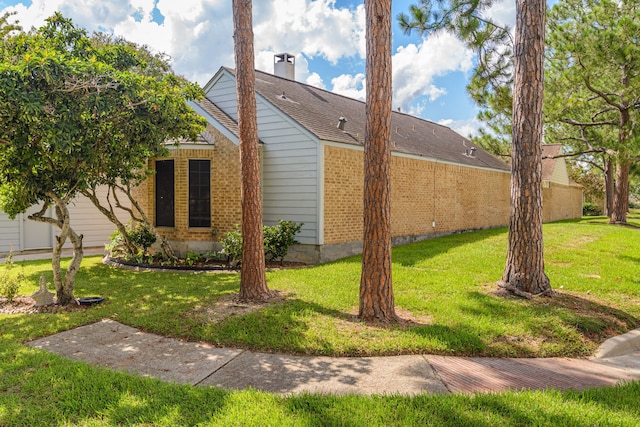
[583,202,602,216]
[184,251,202,266]
[0,251,25,302]
[220,227,243,267]
[128,223,156,254]
[106,223,157,257]
[221,220,303,266]
[105,229,127,256]
[264,219,303,263]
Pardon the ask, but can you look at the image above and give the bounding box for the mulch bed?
[103,256,307,272]
[0,296,89,314]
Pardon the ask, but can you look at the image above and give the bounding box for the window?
[189,159,211,227]
[155,160,175,227]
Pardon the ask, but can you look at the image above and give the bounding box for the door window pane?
[189,160,211,227]
[155,160,175,227]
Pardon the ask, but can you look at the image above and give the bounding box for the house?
[541,144,583,222]
[129,54,576,264]
[2,54,582,261]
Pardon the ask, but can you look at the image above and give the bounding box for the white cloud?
[483,0,516,29]
[305,72,326,89]
[438,117,484,139]
[253,0,365,64]
[392,32,473,111]
[331,73,366,101]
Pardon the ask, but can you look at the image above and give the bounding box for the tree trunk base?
[56,294,79,306]
[358,311,401,324]
[497,280,554,299]
[236,289,276,304]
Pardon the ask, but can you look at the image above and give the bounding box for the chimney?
[274,53,295,80]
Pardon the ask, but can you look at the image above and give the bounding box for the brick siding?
[543,182,583,222]
[323,145,512,245]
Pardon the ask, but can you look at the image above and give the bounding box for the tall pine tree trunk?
[233,0,270,302]
[500,0,552,298]
[359,0,397,322]
[610,106,631,225]
[610,159,630,224]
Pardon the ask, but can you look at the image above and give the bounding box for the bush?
[0,251,25,302]
[106,223,157,256]
[105,230,127,256]
[264,219,303,263]
[221,220,303,266]
[128,224,156,254]
[220,227,243,267]
[583,202,602,216]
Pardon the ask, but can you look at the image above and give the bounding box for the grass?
[1,213,640,425]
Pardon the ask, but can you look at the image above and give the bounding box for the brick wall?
[323,145,512,245]
[134,125,242,253]
[542,182,583,222]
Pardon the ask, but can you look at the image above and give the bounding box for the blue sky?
[0,0,523,137]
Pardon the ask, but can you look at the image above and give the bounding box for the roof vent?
[274,53,295,80]
[337,117,347,131]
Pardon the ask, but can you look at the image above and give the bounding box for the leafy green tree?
[78,33,205,259]
[0,14,204,304]
[545,0,640,224]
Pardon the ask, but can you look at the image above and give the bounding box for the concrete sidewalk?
[27,319,640,395]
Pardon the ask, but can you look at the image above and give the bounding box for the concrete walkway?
[27,320,640,395]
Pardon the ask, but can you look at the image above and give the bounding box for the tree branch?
[579,58,623,109]
[561,118,618,127]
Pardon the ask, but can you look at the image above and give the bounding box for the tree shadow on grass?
[392,227,507,267]
[208,296,488,356]
[460,290,640,357]
[540,292,640,338]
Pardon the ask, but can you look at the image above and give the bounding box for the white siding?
[0,214,20,253]
[64,188,132,249]
[206,70,321,245]
[207,73,239,120]
[1,186,132,254]
[258,96,319,245]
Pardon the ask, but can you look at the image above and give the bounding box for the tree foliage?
[0,13,205,304]
[545,0,640,224]
[398,0,514,157]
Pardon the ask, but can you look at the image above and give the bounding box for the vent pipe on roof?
[337,117,347,131]
[274,53,295,80]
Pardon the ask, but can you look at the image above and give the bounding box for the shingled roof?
[203,67,510,171]
[196,97,240,139]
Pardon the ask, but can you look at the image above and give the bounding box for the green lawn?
[1,214,640,426]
